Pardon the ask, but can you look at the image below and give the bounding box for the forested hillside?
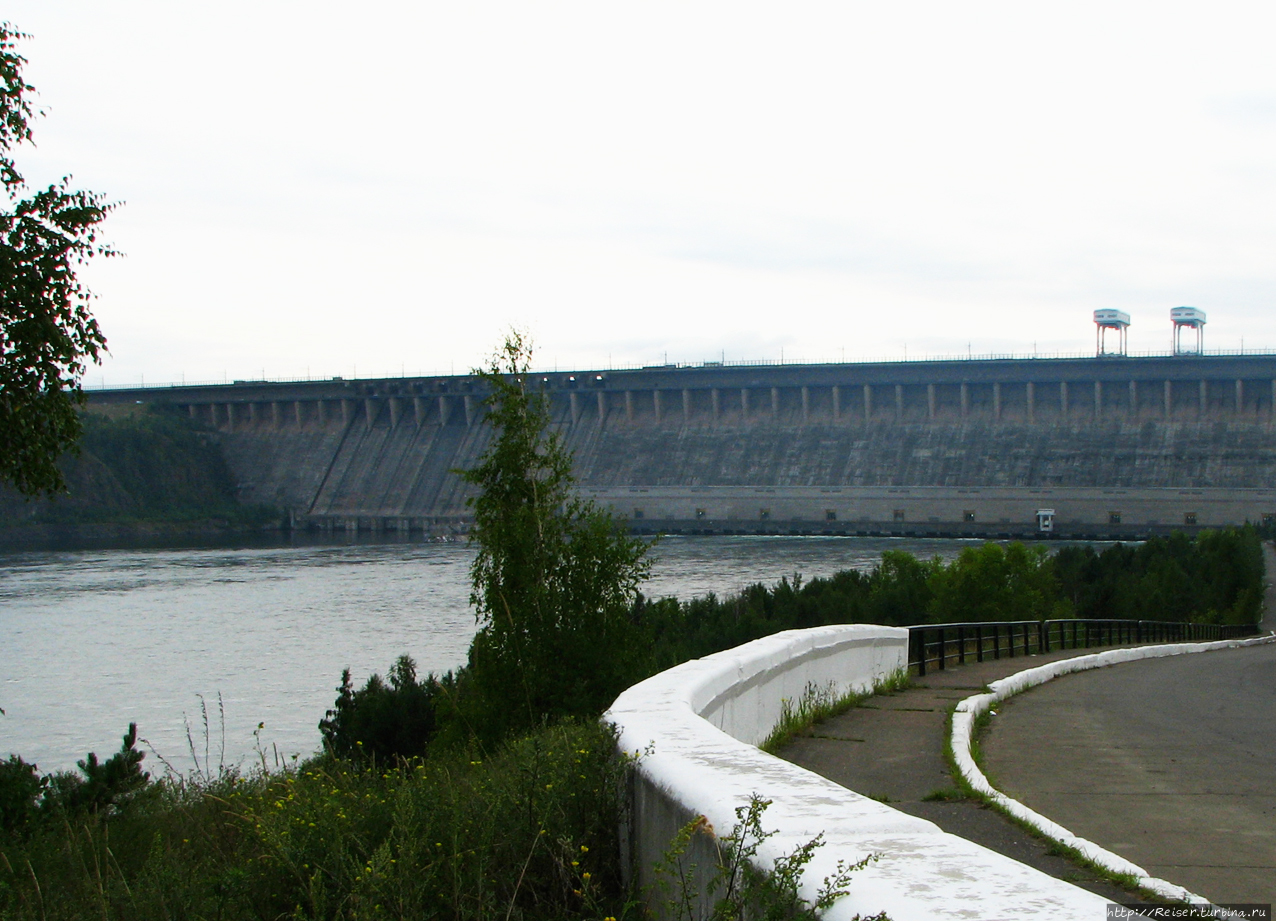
[0,407,279,544]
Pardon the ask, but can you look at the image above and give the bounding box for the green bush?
[0,756,44,842]
[318,656,443,762]
[0,724,149,844]
[928,542,1063,624]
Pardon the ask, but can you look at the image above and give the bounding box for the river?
[1,534,983,774]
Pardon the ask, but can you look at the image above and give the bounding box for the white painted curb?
[950,632,1276,904]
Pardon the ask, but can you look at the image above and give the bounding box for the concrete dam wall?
[91,354,1276,538]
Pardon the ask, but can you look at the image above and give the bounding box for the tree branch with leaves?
[459,331,652,744]
[0,23,113,496]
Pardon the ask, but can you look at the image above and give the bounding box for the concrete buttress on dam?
[91,354,1276,539]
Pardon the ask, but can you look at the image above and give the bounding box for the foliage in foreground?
[0,23,113,497]
[0,724,150,840]
[654,795,884,921]
[457,331,652,745]
[319,655,443,763]
[0,721,630,921]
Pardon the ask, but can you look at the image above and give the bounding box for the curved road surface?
[984,547,1276,904]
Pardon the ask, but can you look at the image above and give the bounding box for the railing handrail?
[81,347,1276,392]
[907,618,1261,675]
[916,617,1258,632]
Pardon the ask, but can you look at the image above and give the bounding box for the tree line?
[635,525,1263,673]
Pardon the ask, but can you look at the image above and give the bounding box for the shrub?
[0,755,44,841]
[927,542,1060,624]
[318,655,442,761]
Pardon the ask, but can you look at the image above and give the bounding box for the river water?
[2,535,981,774]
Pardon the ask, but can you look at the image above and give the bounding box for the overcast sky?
[9,2,1276,385]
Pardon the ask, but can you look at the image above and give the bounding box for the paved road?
[983,547,1276,904]
[779,646,1154,901]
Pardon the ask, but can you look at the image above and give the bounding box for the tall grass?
[0,722,631,921]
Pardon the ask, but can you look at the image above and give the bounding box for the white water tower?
[1171,306,1206,355]
[1094,309,1130,356]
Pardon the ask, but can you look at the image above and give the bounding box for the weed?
[920,788,968,802]
[761,669,909,754]
[654,794,887,921]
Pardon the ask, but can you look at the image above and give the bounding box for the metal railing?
[82,347,1276,392]
[908,619,1262,676]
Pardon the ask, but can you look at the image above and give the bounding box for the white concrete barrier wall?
[605,624,1114,921]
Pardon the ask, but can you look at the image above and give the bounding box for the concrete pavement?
[981,642,1276,904]
[779,646,1152,901]
[980,544,1276,906]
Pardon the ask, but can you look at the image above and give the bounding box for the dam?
[90,352,1276,539]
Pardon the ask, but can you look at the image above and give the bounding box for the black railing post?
[909,618,1250,685]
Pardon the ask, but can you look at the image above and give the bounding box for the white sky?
[8,2,1276,385]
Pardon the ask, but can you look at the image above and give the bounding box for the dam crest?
[91,353,1276,539]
